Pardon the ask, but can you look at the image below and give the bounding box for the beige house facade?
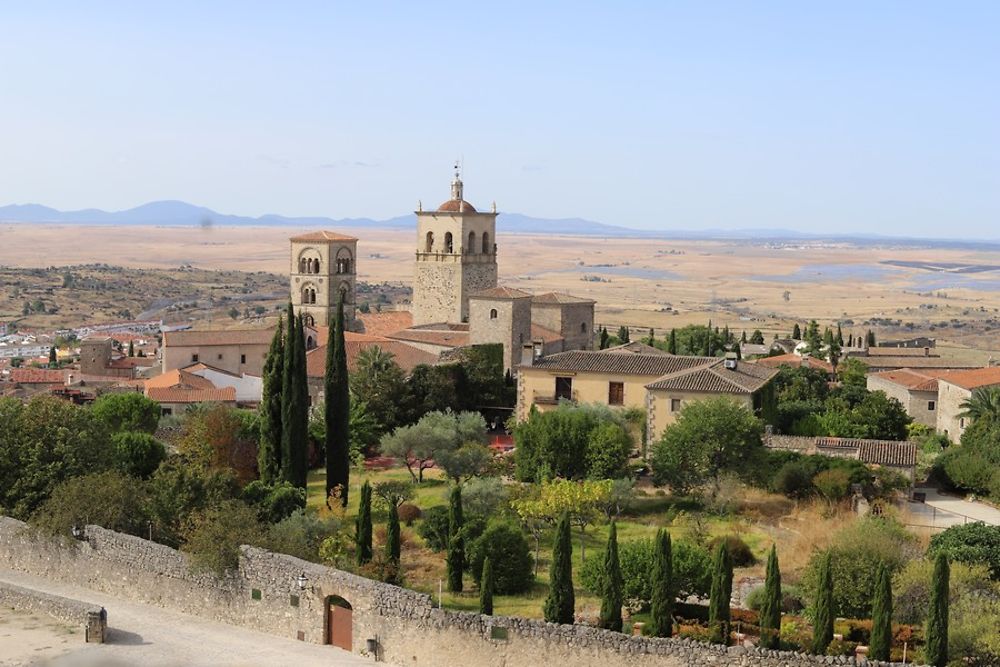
[161,328,274,377]
[517,347,777,446]
[866,369,945,428]
[935,367,1000,439]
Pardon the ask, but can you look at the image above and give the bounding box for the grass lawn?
[304,465,793,620]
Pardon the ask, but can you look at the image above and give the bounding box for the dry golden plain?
[3,223,1000,356]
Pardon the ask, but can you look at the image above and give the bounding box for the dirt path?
[0,569,371,667]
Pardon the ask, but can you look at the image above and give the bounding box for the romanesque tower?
[289,230,358,328]
[412,169,498,325]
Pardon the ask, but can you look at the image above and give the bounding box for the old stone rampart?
[0,517,918,666]
[0,579,106,642]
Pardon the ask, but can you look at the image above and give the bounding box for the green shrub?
[182,499,268,574]
[468,522,534,594]
[91,392,160,434]
[580,538,712,606]
[241,480,306,523]
[936,448,994,495]
[31,470,148,537]
[928,523,1000,581]
[708,535,756,567]
[397,502,421,526]
[893,558,996,625]
[111,431,166,479]
[417,506,485,552]
[266,510,344,562]
[771,460,815,498]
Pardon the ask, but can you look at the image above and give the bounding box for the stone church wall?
[0,517,917,667]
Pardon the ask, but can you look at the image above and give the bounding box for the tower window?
[581,322,587,333]
[444,232,454,253]
[489,308,498,319]
[425,231,434,252]
[482,232,490,254]
[468,231,476,254]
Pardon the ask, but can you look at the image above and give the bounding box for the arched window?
[313,258,321,274]
[482,232,490,254]
[303,286,317,304]
[468,231,476,254]
[339,283,350,304]
[336,248,352,275]
[304,314,315,327]
[299,258,307,273]
[425,231,434,252]
[307,258,314,274]
[489,308,498,319]
[444,232,453,253]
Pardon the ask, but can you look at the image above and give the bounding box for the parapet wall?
[0,580,106,642]
[0,517,915,667]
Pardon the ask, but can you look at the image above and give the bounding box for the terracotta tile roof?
[289,230,358,242]
[306,340,438,377]
[526,351,714,376]
[181,362,241,378]
[600,342,672,356]
[107,357,154,369]
[754,353,834,373]
[8,368,66,384]
[530,324,564,344]
[386,328,470,348]
[531,292,596,305]
[869,368,952,392]
[857,440,917,467]
[471,286,532,300]
[145,369,216,390]
[766,435,916,467]
[937,366,1000,391]
[146,386,236,404]
[436,199,477,213]
[646,360,778,394]
[358,311,413,337]
[163,328,275,347]
[866,347,938,357]
[853,356,981,371]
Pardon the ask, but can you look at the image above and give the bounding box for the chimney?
[521,343,535,368]
[724,351,738,370]
[533,339,544,360]
[924,347,930,357]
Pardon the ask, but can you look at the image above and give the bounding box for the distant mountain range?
[1,200,996,248]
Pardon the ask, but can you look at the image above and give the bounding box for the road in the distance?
[0,569,371,667]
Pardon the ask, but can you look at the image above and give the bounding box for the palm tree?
[959,386,1000,425]
[353,345,397,380]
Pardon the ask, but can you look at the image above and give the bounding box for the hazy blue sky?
[2,2,998,236]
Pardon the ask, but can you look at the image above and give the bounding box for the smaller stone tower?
[289,231,358,328]
[468,287,533,371]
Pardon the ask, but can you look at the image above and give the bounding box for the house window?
[490,309,498,320]
[670,398,682,412]
[608,382,624,405]
[161,407,173,416]
[928,400,935,411]
[555,377,573,401]
[217,353,223,360]
[191,353,199,363]
[240,354,246,364]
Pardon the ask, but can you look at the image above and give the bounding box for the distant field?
[3,223,1000,356]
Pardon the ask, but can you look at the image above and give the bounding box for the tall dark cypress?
[386,501,400,566]
[792,323,801,339]
[708,541,732,644]
[258,317,284,484]
[355,480,373,565]
[925,552,949,667]
[668,329,677,355]
[811,551,834,655]
[649,528,673,637]
[544,512,575,624]
[446,485,464,592]
[480,556,494,616]
[325,295,351,505]
[759,545,782,649]
[279,303,298,485]
[869,562,892,661]
[598,522,623,631]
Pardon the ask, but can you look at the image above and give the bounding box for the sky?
[1,2,998,237]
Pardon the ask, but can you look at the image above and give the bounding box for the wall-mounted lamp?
[296,573,308,591]
[71,524,85,540]
[366,637,380,661]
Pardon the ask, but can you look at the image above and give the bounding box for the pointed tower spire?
[451,162,464,202]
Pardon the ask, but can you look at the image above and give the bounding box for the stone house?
[162,328,275,377]
[144,368,237,415]
[516,347,777,447]
[866,368,952,428]
[936,366,1000,440]
[765,434,918,483]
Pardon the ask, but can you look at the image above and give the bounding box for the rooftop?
[289,230,358,242]
[436,199,477,213]
[646,359,778,394]
[600,341,672,356]
[525,350,715,376]
[146,386,237,404]
[869,368,953,392]
[937,366,1000,391]
[7,368,67,384]
[754,353,834,373]
[163,328,275,347]
[471,286,532,300]
[306,339,437,377]
[531,292,596,305]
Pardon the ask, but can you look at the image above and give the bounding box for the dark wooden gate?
[326,596,352,651]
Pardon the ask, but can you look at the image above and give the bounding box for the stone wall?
[0,517,918,667]
[0,580,106,642]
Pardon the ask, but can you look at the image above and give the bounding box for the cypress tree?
[741,330,748,344]
[599,522,623,631]
[734,345,742,360]
[925,552,949,667]
[835,323,844,346]
[649,528,674,637]
[258,317,284,483]
[617,325,630,344]
[811,551,834,655]
[792,323,801,339]
[48,346,57,367]
[386,501,400,565]
[599,327,610,350]
[355,480,373,565]
[280,303,299,485]
[869,562,892,661]
[127,340,134,357]
[647,327,655,343]
[759,545,782,649]
[446,485,464,592]
[708,541,732,645]
[480,556,494,616]
[668,329,677,355]
[544,512,575,624]
[325,295,351,506]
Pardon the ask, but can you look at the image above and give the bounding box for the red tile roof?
[937,366,1000,391]
[163,328,275,347]
[358,311,414,337]
[531,292,595,305]
[289,230,358,242]
[305,340,437,377]
[527,351,713,376]
[754,353,834,373]
[646,360,778,394]
[386,328,470,348]
[471,287,532,300]
[8,368,66,384]
[146,386,236,404]
[869,368,953,392]
[436,199,477,213]
[145,369,216,390]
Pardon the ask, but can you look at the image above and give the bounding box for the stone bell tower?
[289,230,358,328]
[412,168,498,325]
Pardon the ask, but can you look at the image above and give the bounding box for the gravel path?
[0,569,371,666]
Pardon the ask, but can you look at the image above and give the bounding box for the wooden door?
[328,603,352,651]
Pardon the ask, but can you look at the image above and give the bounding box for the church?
[292,169,596,373]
